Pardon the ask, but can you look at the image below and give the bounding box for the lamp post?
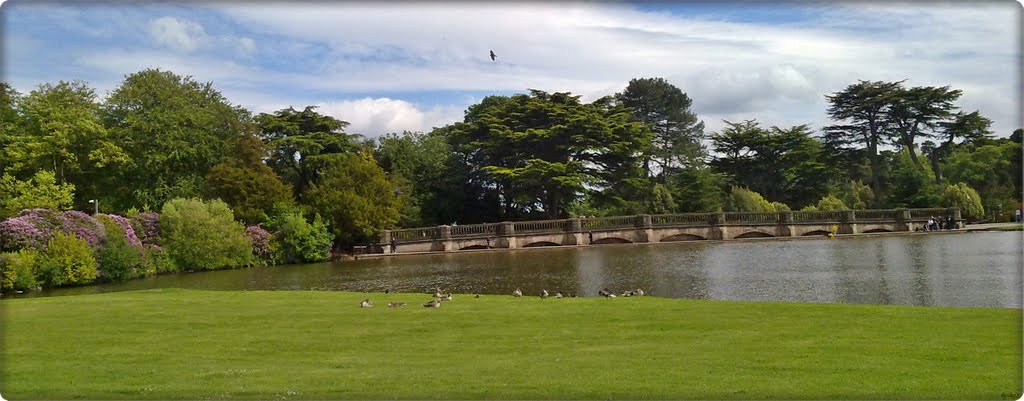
[88,199,99,215]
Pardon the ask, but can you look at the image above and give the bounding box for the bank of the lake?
[2,289,1019,400]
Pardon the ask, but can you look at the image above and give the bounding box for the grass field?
[1,289,1020,400]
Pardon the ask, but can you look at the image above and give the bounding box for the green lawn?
[1,289,1020,400]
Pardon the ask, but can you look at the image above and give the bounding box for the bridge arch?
[660,233,706,242]
[734,231,774,239]
[459,244,490,250]
[802,230,831,237]
[863,228,893,233]
[592,237,632,245]
[522,241,561,248]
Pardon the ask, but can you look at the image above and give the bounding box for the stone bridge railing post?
[429,225,451,252]
[566,217,583,245]
[634,214,653,243]
[895,208,911,232]
[840,210,858,234]
[497,222,517,249]
[711,212,727,240]
[948,207,962,229]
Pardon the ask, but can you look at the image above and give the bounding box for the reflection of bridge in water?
[380,208,962,254]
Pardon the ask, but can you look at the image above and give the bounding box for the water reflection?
[9,231,1021,308]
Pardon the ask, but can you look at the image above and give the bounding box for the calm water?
[11,231,1022,308]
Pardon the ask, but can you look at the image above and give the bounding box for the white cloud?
[147,16,207,52]
[315,98,465,138]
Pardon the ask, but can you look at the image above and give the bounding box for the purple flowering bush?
[60,210,106,248]
[0,209,63,251]
[245,225,272,260]
[131,212,160,246]
[98,214,141,247]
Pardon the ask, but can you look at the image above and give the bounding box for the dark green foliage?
[373,130,458,227]
[203,133,295,225]
[306,153,400,247]
[36,232,97,287]
[141,245,177,275]
[95,215,143,282]
[711,121,837,209]
[448,90,651,220]
[255,106,360,197]
[665,167,727,213]
[726,187,773,212]
[0,249,38,292]
[159,198,253,270]
[615,77,705,178]
[941,183,984,222]
[883,150,941,208]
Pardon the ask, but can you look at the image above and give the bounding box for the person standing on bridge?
[390,237,397,254]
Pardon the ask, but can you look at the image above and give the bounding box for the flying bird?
[489,50,496,61]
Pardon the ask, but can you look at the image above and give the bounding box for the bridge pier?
[497,222,517,249]
[635,215,653,243]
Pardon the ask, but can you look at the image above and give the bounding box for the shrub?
[727,187,773,212]
[0,170,75,219]
[267,210,333,264]
[141,245,177,275]
[159,198,253,270]
[98,214,141,247]
[59,210,106,248]
[36,232,97,287]
[816,196,848,211]
[769,202,791,212]
[0,208,63,251]
[95,215,143,282]
[942,182,984,222]
[245,225,272,263]
[130,212,160,246]
[1,249,39,292]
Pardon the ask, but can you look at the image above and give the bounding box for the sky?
[1,1,1021,141]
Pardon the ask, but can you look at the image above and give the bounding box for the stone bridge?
[379,208,962,254]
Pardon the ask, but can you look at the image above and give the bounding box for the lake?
[13,231,1022,308]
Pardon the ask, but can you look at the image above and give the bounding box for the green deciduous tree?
[0,170,75,218]
[103,69,247,211]
[306,152,400,248]
[266,208,332,264]
[0,249,39,292]
[836,180,874,210]
[203,135,294,225]
[883,149,941,208]
[941,182,984,222]
[815,195,848,211]
[159,198,253,270]
[374,130,458,227]
[726,186,773,212]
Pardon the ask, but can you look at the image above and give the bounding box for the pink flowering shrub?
[245,225,272,258]
[0,209,63,250]
[60,210,106,248]
[98,214,141,247]
[130,212,160,246]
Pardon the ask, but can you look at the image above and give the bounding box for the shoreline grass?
[2,289,1020,399]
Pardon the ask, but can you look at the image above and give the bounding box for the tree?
[883,149,941,208]
[203,135,294,225]
[374,130,458,227]
[665,166,726,213]
[159,198,253,270]
[941,183,984,222]
[4,81,127,208]
[726,187,773,212]
[836,180,874,210]
[825,80,903,201]
[885,85,961,168]
[103,69,247,211]
[265,208,332,264]
[711,120,837,208]
[0,83,22,174]
[305,152,401,248]
[814,195,848,211]
[448,90,651,219]
[615,77,705,179]
[0,170,75,218]
[944,141,1020,219]
[255,106,360,197]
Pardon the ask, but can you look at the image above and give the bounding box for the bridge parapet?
[582,216,634,230]
[450,223,497,238]
[793,210,844,222]
[652,213,718,226]
[726,212,780,224]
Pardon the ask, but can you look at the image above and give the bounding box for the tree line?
[1,70,1021,252]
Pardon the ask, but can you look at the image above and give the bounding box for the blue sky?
[1,1,1020,139]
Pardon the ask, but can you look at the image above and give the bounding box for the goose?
[439,293,453,301]
[540,289,549,299]
[555,291,563,298]
[423,300,441,308]
[599,288,616,299]
[513,288,523,298]
[474,294,480,298]
[622,290,634,297]
[387,301,406,307]
[635,288,645,296]
[432,288,444,298]
[360,299,373,308]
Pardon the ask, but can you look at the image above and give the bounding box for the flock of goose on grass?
[359,287,646,308]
